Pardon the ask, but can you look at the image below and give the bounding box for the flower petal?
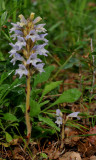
[55,116,62,127]
[67,112,80,120]
[33,16,42,24]
[15,64,28,78]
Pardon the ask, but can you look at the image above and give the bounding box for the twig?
[47,52,61,66]
[91,38,95,95]
[43,94,61,99]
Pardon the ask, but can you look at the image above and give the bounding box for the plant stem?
[47,52,61,66]
[51,52,76,81]
[90,38,95,95]
[24,72,31,150]
[60,114,65,149]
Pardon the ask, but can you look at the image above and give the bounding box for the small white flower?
[55,116,62,127]
[56,109,61,116]
[67,112,80,120]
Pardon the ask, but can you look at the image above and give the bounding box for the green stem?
[51,52,76,81]
[24,72,31,149]
[47,52,61,66]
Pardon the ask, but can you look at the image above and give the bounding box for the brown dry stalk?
[24,72,32,150]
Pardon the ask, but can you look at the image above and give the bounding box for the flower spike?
[9,13,48,149]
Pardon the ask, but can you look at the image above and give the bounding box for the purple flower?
[10,31,23,40]
[34,63,45,73]
[9,44,20,57]
[9,23,22,33]
[9,13,48,76]
[56,109,62,116]
[38,33,48,42]
[15,38,26,50]
[26,30,48,43]
[10,53,24,65]
[26,53,42,66]
[35,24,46,33]
[26,32,40,42]
[15,64,28,78]
[32,43,48,56]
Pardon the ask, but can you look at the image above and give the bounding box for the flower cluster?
[9,13,48,78]
[55,109,63,127]
[55,109,80,127]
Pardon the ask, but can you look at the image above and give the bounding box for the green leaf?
[54,88,81,104]
[38,115,60,131]
[39,81,62,103]
[40,100,50,108]
[32,126,56,138]
[16,104,25,113]
[0,11,7,25]
[5,132,12,143]
[0,70,14,85]
[44,88,81,111]
[34,66,55,87]
[30,100,41,117]
[3,113,18,122]
[31,89,42,100]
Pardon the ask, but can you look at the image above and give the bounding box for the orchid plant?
[55,109,80,149]
[9,13,48,148]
